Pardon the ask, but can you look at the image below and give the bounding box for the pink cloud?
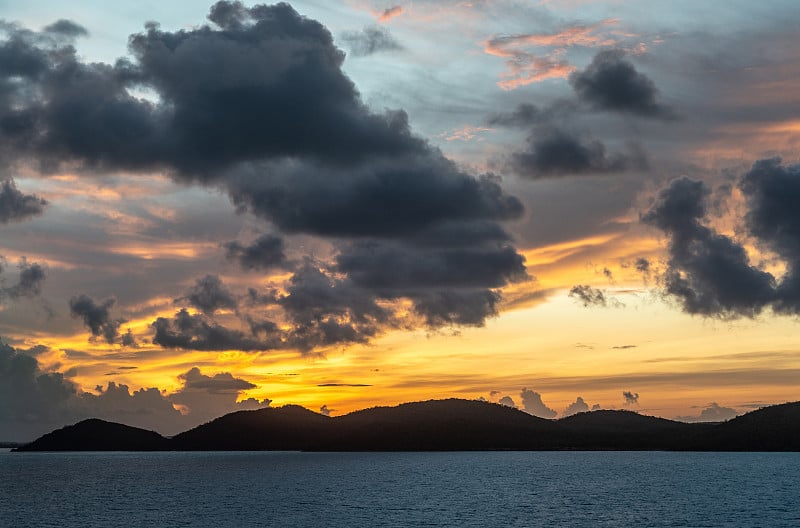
[484,18,638,90]
[378,5,405,22]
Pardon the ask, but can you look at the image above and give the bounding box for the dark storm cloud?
[569,49,675,119]
[341,25,403,57]
[275,262,391,350]
[412,289,503,327]
[0,180,47,224]
[68,294,126,344]
[510,128,647,178]
[178,366,256,393]
[622,390,639,406]
[642,175,776,318]
[226,159,523,238]
[0,1,529,340]
[152,308,281,352]
[224,234,288,270]
[738,158,800,314]
[336,241,527,290]
[569,285,607,307]
[177,274,238,315]
[520,388,557,418]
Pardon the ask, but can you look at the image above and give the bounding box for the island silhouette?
[14,398,800,452]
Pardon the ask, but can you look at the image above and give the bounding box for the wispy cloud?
[484,18,640,89]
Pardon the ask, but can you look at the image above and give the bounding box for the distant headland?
[14,398,800,452]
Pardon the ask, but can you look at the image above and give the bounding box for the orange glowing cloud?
[484,18,638,90]
[378,5,404,22]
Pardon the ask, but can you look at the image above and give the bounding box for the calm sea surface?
[2,450,799,527]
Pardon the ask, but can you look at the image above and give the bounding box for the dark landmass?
[0,442,23,448]
[14,418,169,451]
[14,399,800,452]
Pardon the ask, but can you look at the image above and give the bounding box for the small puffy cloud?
[622,390,639,406]
[498,395,516,408]
[563,396,590,417]
[341,25,403,57]
[377,6,404,22]
[569,49,675,118]
[0,180,47,224]
[1,259,46,300]
[177,274,238,315]
[69,294,125,344]
[178,367,256,393]
[520,388,557,418]
[677,402,738,423]
[510,128,647,178]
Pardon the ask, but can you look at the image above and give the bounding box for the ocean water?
[2,450,799,527]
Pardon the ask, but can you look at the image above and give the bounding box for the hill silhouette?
[15,419,168,451]
[171,405,330,450]
[14,399,800,452]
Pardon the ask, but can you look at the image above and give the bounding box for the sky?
[1,0,799,441]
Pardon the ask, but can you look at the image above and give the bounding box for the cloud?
[68,294,126,344]
[622,390,639,406]
[677,402,738,423]
[644,158,800,319]
[510,128,647,178]
[0,1,529,350]
[0,338,79,441]
[1,337,272,441]
[177,274,238,315]
[498,395,516,407]
[642,175,776,318]
[224,234,288,270]
[739,158,800,314]
[520,388,557,418]
[152,308,281,352]
[178,366,256,393]
[484,19,623,90]
[0,180,47,224]
[562,396,590,417]
[569,284,607,307]
[377,6,404,23]
[341,25,403,57]
[319,404,332,416]
[634,257,650,274]
[486,102,575,128]
[42,19,88,38]
[0,259,46,300]
[569,49,675,118]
